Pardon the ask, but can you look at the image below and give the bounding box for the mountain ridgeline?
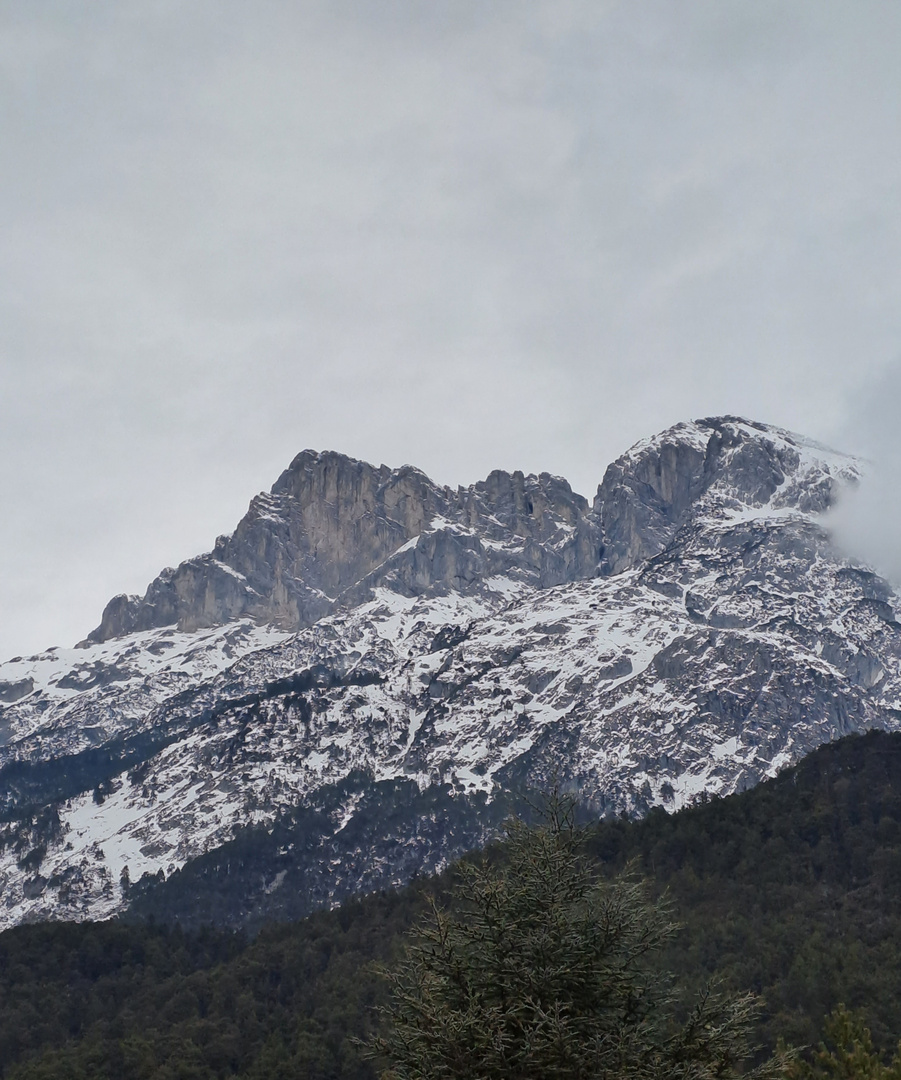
[88,415,842,642]
[1,414,895,934]
[88,451,597,641]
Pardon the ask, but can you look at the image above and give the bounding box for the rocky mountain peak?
[88,419,857,645]
[594,416,857,574]
[0,417,887,932]
[87,453,598,644]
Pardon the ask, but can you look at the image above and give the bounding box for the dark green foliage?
[0,891,418,1079]
[0,920,243,1076]
[582,729,901,1052]
[788,1007,901,1079]
[3,730,901,1076]
[372,799,787,1080]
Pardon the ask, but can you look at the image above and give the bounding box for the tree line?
[3,729,901,1077]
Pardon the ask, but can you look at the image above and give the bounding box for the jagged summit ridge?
[89,449,597,643]
[89,418,856,644]
[0,416,875,931]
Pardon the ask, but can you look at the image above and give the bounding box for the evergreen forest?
[2,728,901,1078]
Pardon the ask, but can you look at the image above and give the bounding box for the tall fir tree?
[372,795,791,1080]
[788,1007,901,1080]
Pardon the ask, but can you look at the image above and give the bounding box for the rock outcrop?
[89,452,596,641]
[0,415,877,932]
[594,416,851,574]
[89,418,855,643]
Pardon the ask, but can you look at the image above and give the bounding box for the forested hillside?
[3,728,901,1079]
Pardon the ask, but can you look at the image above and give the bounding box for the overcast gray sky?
[3,0,901,661]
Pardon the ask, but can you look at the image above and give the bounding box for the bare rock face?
[90,419,857,642]
[595,423,711,575]
[89,453,596,642]
[0,678,33,704]
[0,415,881,932]
[89,453,451,641]
[594,416,854,575]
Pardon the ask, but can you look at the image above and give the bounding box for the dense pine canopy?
[2,729,901,1078]
[371,797,787,1080]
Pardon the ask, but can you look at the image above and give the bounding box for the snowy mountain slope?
[0,416,889,930]
[0,622,293,760]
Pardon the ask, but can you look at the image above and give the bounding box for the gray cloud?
[3,1,901,658]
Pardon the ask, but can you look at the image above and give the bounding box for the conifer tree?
[372,795,791,1080]
[788,1007,901,1080]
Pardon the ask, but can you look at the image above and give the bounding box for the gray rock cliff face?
[0,415,877,931]
[89,418,849,643]
[89,451,597,642]
[594,416,849,574]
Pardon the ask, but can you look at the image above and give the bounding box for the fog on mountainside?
[827,359,901,588]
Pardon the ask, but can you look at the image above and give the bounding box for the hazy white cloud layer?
[828,359,901,586]
[3,1,901,658]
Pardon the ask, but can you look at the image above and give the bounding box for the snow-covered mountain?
[1,416,893,930]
